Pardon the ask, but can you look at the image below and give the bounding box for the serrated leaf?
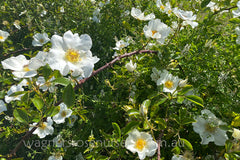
[123,121,140,136]
[31,97,44,111]
[186,95,204,107]
[63,84,75,107]
[13,109,29,124]
[112,122,121,138]
[179,138,193,151]
[52,77,71,86]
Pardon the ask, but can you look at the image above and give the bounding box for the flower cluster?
[192,109,228,146]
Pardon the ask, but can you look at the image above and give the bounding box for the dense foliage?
[0,0,240,160]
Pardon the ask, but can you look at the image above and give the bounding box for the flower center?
[168,10,172,14]
[65,49,80,63]
[39,122,47,130]
[205,123,217,133]
[152,30,157,36]
[164,80,174,89]
[23,65,30,72]
[135,138,146,151]
[0,36,4,40]
[61,110,67,117]
[160,5,165,10]
[39,38,44,43]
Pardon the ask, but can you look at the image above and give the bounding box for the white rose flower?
[150,67,161,82]
[32,33,50,46]
[113,40,129,51]
[1,55,44,78]
[171,155,185,160]
[232,128,240,140]
[0,30,10,42]
[5,85,24,103]
[131,7,155,21]
[125,60,137,72]
[192,109,228,146]
[48,152,62,160]
[207,1,220,12]
[173,8,198,28]
[13,20,21,30]
[53,103,72,124]
[0,100,7,114]
[30,117,54,139]
[232,1,240,18]
[156,70,180,94]
[67,115,78,127]
[125,129,158,160]
[143,19,171,44]
[36,76,56,93]
[46,30,99,78]
[156,0,172,16]
[235,27,240,44]
[53,134,64,147]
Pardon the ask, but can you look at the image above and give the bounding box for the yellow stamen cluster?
[152,30,157,36]
[65,49,80,63]
[164,80,174,89]
[160,5,165,10]
[39,39,44,43]
[205,123,217,133]
[61,111,67,117]
[23,65,30,72]
[0,36,4,40]
[135,138,147,151]
[39,122,47,130]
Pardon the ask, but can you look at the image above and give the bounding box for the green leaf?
[231,116,240,127]
[112,122,121,138]
[186,95,204,107]
[229,18,240,24]
[171,146,181,155]
[177,96,185,104]
[63,84,75,107]
[179,138,193,151]
[52,77,71,86]
[123,121,140,136]
[179,85,193,95]
[127,109,140,116]
[155,118,167,129]
[31,97,44,111]
[155,97,168,106]
[142,99,151,108]
[201,0,211,8]
[9,91,27,97]
[46,106,60,117]
[13,109,29,124]
[42,64,52,79]
[225,140,233,153]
